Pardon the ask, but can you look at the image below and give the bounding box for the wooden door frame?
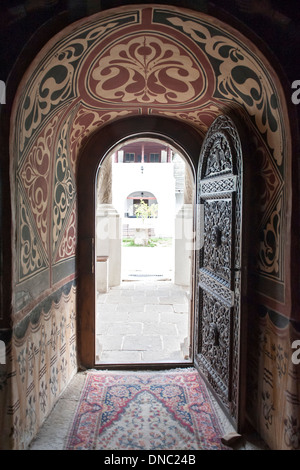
[77,115,203,369]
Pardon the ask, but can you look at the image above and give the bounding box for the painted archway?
[92,121,198,364]
[6,4,297,450]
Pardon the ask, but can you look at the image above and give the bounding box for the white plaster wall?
[112,162,176,238]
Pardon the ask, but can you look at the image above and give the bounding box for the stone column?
[174,164,194,287]
[184,164,193,205]
[174,205,193,286]
[96,155,121,289]
[175,164,194,361]
[97,154,113,205]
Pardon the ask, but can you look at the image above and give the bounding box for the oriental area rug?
[64,368,229,450]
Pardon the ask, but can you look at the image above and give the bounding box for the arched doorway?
[77,116,202,367]
[94,136,195,364]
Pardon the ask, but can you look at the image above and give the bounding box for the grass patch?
[122,237,172,247]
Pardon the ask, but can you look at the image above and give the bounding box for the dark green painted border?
[13,279,76,340]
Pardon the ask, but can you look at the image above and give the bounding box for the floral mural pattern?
[4,5,294,450]
[11,6,287,310]
[6,282,77,450]
[247,308,300,450]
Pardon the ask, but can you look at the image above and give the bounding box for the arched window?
[125,191,158,218]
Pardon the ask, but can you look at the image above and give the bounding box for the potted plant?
[133,199,158,246]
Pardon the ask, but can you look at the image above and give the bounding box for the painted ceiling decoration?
[10,5,289,317]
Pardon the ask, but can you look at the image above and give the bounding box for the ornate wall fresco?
[11,6,289,313]
[0,282,76,450]
[247,309,300,450]
[2,5,296,450]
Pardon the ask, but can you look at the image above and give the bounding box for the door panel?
[194,115,245,430]
[203,198,233,282]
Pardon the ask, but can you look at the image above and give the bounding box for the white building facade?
[96,139,194,291]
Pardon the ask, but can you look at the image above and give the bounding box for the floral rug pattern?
[65,368,228,450]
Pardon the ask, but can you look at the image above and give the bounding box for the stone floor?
[96,244,192,364]
[96,280,191,364]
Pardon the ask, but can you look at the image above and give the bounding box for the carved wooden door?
[194,115,246,431]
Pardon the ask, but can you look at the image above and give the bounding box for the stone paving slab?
[173,304,189,313]
[96,280,191,364]
[122,335,163,351]
[96,303,117,313]
[142,322,178,336]
[127,311,160,322]
[97,335,124,350]
[116,303,146,313]
[96,310,129,323]
[141,350,185,362]
[100,351,143,363]
[158,296,186,304]
[144,304,173,312]
[107,322,143,336]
